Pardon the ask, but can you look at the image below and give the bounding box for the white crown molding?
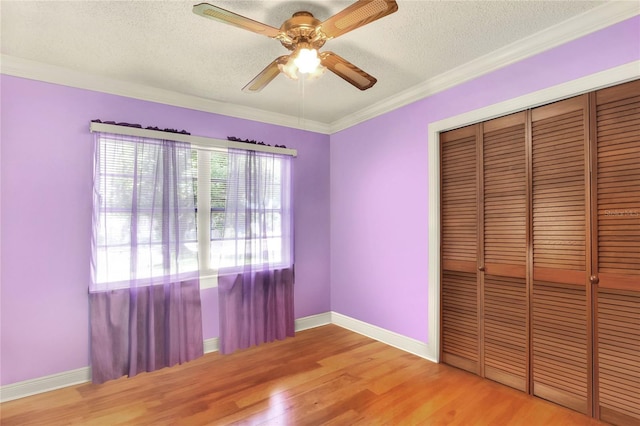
[331,312,436,362]
[2,4,637,136]
[0,54,331,135]
[329,2,640,133]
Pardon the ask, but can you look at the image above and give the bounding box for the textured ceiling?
[1,0,612,126]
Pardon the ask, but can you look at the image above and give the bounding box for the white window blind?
[92,134,198,290]
[91,123,295,289]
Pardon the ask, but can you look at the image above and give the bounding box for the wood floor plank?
[1,325,604,425]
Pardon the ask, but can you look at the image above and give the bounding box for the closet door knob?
[590,275,599,285]
[478,265,486,272]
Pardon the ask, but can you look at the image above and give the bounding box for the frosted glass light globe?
[294,48,321,74]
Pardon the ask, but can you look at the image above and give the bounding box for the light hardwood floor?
[1,325,605,425]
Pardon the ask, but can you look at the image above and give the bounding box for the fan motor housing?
[279,11,326,50]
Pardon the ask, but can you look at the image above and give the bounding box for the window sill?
[200,273,218,290]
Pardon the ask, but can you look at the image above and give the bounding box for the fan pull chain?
[298,74,306,129]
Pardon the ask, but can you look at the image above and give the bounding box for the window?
[93,134,198,289]
[194,149,292,287]
[93,130,293,290]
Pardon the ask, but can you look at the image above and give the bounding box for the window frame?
[194,146,293,289]
[90,122,296,290]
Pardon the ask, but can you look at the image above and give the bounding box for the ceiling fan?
[193,0,398,92]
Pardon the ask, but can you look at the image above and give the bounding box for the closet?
[440,79,639,425]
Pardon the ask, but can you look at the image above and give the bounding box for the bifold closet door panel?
[532,281,589,412]
[593,79,640,291]
[593,79,640,426]
[481,113,528,391]
[440,125,480,374]
[596,289,640,426]
[531,95,591,414]
[438,79,638,423]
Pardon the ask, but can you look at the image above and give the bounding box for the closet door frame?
[428,63,639,365]
[429,69,640,418]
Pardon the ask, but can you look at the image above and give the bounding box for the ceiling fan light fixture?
[306,64,326,80]
[193,1,398,91]
[278,57,299,80]
[294,48,321,74]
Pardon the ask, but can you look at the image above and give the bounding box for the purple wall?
[0,78,331,385]
[330,16,640,343]
[1,15,638,387]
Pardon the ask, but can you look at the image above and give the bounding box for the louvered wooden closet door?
[592,79,640,426]
[440,125,480,374]
[481,113,528,391]
[530,95,591,414]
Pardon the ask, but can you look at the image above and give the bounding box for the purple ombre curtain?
[90,132,203,384]
[217,149,294,354]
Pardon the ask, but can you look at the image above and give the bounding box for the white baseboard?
[0,367,91,403]
[0,311,430,402]
[331,312,437,363]
[203,337,219,354]
[295,312,332,331]
[0,312,328,402]
[0,338,220,403]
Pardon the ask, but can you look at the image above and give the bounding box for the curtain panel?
[90,132,203,384]
[218,149,295,354]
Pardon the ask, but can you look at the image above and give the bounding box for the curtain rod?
[89,122,297,157]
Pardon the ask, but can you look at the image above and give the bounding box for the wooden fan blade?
[193,3,281,38]
[242,56,288,93]
[320,51,377,90]
[320,0,398,39]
